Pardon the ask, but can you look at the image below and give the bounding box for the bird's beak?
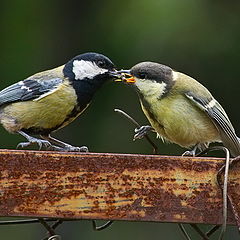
[114,70,136,83]
[108,70,122,79]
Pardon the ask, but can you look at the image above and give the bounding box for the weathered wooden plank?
[0,149,238,225]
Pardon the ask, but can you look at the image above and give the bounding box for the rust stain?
[0,149,238,225]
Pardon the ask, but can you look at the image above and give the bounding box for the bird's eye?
[97,60,105,68]
[138,72,146,79]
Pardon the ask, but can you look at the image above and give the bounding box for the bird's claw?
[78,146,89,152]
[182,144,200,157]
[182,150,196,157]
[65,145,88,152]
[134,125,153,141]
[17,142,31,149]
[17,138,52,150]
[56,145,89,152]
[48,235,61,240]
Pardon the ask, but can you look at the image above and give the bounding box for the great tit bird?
[0,52,118,151]
[118,62,240,157]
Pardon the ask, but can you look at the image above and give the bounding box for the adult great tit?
[119,62,240,157]
[0,52,118,151]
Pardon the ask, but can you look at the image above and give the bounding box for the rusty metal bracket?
[0,149,239,226]
[219,156,240,230]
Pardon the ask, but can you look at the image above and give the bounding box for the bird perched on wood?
[0,52,118,151]
[118,62,240,157]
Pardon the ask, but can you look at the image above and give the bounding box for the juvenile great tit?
[0,52,118,151]
[119,62,240,157]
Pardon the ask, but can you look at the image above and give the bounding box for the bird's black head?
[63,52,118,108]
[63,52,117,81]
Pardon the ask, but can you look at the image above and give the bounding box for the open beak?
[114,70,136,83]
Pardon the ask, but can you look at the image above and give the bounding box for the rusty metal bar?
[0,149,239,225]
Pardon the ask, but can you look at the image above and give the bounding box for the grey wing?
[0,78,63,105]
[185,92,240,157]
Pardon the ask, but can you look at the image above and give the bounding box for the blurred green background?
[1,0,240,239]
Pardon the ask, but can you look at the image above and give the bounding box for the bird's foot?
[134,125,153,141]
[182,145,198,157]
[182,150,196,157]
[182,143,208,157]
[53,144,89,152]
[64,145,89,152]
[17,137,52,150]
[40,135,89,152]
[48,235,61,240]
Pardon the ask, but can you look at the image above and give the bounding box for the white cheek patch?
[135,79,167,98]
[72,60,108,80]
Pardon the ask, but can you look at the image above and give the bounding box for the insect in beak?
[114,70,136,83]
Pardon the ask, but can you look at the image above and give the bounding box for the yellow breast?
[1,81,80,133]
[141,94,220,148]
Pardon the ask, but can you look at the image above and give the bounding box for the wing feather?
[185,92,240,157]
[0,78,63,105]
